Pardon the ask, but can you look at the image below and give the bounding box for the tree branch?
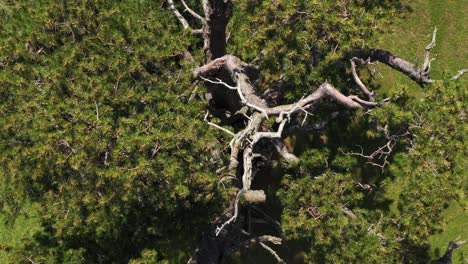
[167,0,190,30]
[272,138,299,163]
[350,57,375,101]
[451,69,468,80]
[181,0,206,24]
[368,28,438,85]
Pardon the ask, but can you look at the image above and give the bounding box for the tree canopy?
[0,1,466,263]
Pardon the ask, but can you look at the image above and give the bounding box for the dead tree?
[166,1,464,263]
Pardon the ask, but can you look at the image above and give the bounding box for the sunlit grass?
[377,0,467,97]
[380,0,467,262]
[428,201,467,263]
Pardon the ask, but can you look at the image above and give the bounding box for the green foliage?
[278,171,385,262]
[0,1,227,262]
[0,1,465,263]
[386,79,467,261]
[277,78,466,263]
[229,0,400,94]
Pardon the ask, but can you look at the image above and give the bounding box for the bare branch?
[350,57,375,101]
[242,190,266,203]
[341,206,357,220]
[272,139,299,163]
[200,76,237,90]
[451,69,468,80]
[259,242,286,263]
[204,111,236,136]
[167,0,190,29]
[252,119,287,144]
[215,190,243,236]
[191,28,204,34]
[348,95,379,107]
[181,0,206,23]
[421,27,437,75]
[369,28,438,85]
[23,255,41,264]
[241,147,253,190]
[240,235,282,248]
[343,126,410,172]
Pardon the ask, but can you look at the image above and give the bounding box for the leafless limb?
[204,111,236,136]
[259,242,285,263]
[239,235,282,248]
[350,57,376,101]
[451,69,468,80]
[23,255,41,264]
[420,27,437,76]
[241,147,253,190]
[58,139,82,160]
[252,118,287,144]
[307,206,323,220]
[343,125,410,172]
[341,206,357,220]
[198,52,383,236]
[272,138,299,163]
[215,190,243,236]
[181,0,206,23]
[94,100,100,120]
[151,142,161,159]
[200,76,237,90]
[356,182,373,191]
[167,0,190,30]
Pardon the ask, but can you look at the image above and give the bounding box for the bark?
[369,49,434,85]
[202,0,232,61]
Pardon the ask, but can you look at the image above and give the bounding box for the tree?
[0,0,465,263]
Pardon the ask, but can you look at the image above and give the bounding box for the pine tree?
[0,1,465,263]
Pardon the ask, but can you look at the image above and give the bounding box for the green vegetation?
[0,0,466,263]
[0,1,225,262]
[428,202,467,263]
[378,1,467,262]
[0,203,42,263]
[379,0,467,94]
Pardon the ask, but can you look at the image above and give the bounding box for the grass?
[377,0,467,97]
[380,0,467,262]
[428,201,467,263]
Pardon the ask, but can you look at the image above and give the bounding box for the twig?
[350,57,375,102]
[451,69,468,80]
[204,111,236,136]
[200,76,237,90]
[216,190,243,236]
[167,0,190,29]
[421,27,437,76]
[259,242,285,263]
[181,0,206,23]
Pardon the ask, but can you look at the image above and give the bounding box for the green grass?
[380,1,467,262]
[377,0,467,97]
[428,202,467,263]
